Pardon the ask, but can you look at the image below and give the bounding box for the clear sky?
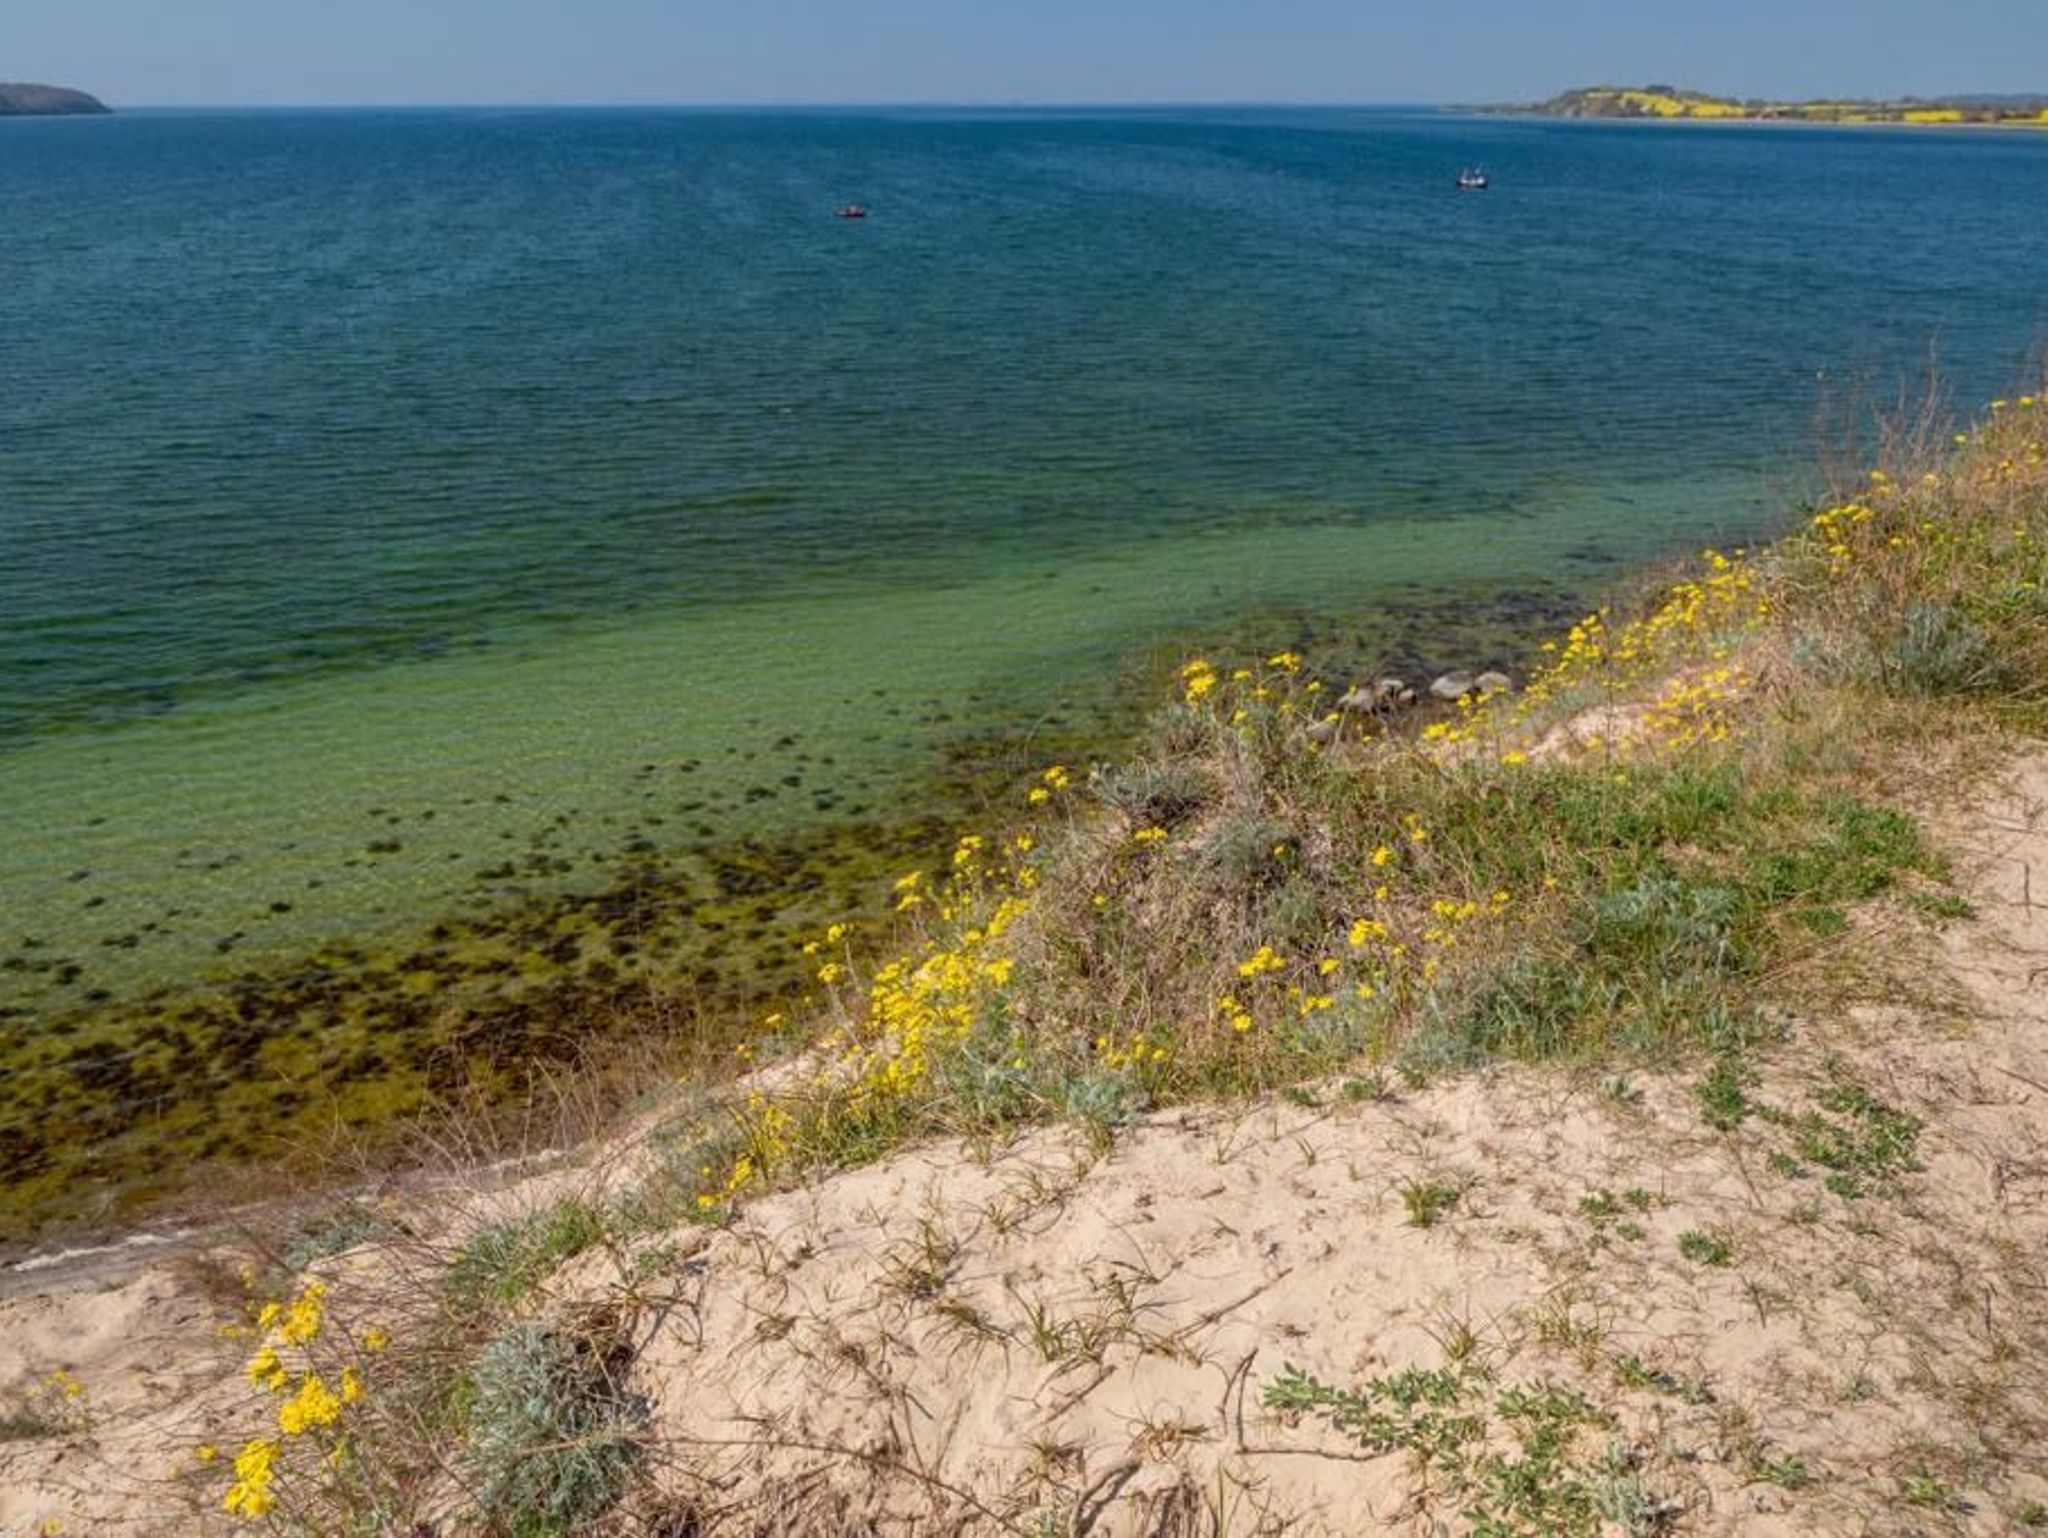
[11,0,2048,108]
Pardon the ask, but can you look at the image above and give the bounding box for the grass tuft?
[446,1197,610,1315]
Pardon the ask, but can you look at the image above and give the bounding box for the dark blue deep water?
[5,108,2045,743]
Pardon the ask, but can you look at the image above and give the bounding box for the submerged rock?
[1337,678,1412,714]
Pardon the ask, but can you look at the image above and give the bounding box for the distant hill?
[0,82,111,116]
[1499,85,2048,127]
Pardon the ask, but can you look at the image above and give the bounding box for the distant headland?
[0,82,111,116]
[1494,84,2048,127]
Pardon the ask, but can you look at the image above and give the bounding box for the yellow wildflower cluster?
[223,1438,279,1519]
[276,1372,351,1437]
[257,1280,327,1347]
[691,826,1039,1210]
[1166,647,1331,729]
[12,1370,90,1444]
[1421,546,1767,760]
[1284,984,1337,1019]
[1213,993,1255,1033]
[1217,941,1317,1031]
[1093,1027,1172,1069]
[849,895,1026,1097]
[44,1369,86,1403]
[1206,849,1513,1036]
[1236,944,1286,979]
[1026,763,1074,805]
[1643,664,1748,750]
[219,1279,383,1522]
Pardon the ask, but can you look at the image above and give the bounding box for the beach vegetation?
[193,385,2048,1527]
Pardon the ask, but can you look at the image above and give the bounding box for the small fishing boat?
[1456,167,1490,191]
[836,203,868,219]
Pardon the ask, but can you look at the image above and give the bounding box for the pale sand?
[2,752,2044,1535]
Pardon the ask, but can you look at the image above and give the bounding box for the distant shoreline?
[1489,84,2048,131]
[1477,109,2048,134]
[0,82,111,117]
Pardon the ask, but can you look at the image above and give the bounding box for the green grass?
[1902,1470,1963,1512]
[1797,1085,1923,1197]
[1696,1055,1752,1131]
[1751,1081,1924,1198]
[1579,1188,1652,1246]
[1265,1361,1659,1537]
[1753,1452,1813,1490]
[1400,1178,1464,1228]
[446,1197,610,1316]
[1676,1229,1735,1267]
[0,1409,64,1442]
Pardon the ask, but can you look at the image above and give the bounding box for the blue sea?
[2,106,2045,1231]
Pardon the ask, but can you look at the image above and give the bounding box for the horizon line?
[81,98,1460,112]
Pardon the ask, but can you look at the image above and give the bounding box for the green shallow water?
[5,105,2047,1240]
[4,485,1747,1011]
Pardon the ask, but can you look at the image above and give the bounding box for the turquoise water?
[3,107,2046,1230]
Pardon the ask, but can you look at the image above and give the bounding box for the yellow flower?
[243,1347,288,1394]
[1500,750,1529,767]
[277,1374,343,1437]
[1370,844,1395,868]
[1236,944,1285,978]
[277,1283,326,1347]
[361,1327,391,1353]
[195,1443,219,1464]
[1347,917,1389,948]
[1130,826,1168,846]
[223,1438,279,1519]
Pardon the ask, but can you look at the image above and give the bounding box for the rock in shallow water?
[1337,678,1412,714]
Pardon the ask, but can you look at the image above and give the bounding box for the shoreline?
[0,577,1592,1257]
[1476,108,2048,133]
